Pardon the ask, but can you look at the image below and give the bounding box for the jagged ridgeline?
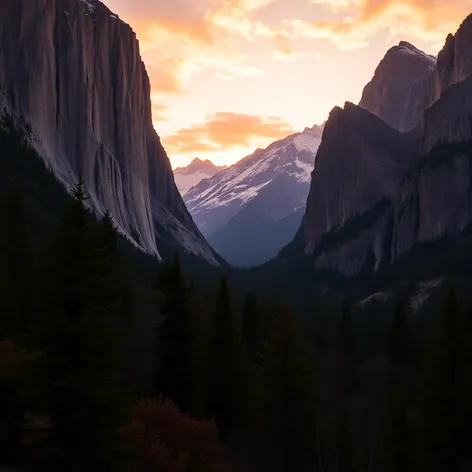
[272,13,472,293]
[273,140,472,297]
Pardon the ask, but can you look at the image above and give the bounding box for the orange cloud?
[112,0,274,44]
[132,12,263,97]
[205,5,277,40]
[311,0,358,10]
[236,0,276,10]
[297,0,469,49]
[110,0,276,99]
[218,0,276,12]
[109,0,215,43]
[162,112,294,154]
[273,33,308,61]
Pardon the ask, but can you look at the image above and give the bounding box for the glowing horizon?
[105,0,471,169]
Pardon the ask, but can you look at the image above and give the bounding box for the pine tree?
[32,182,125,470]
[0,339,37,465]
[336,409,357,472]
[0,188,32,338]
[312,309,326,352]
[259,306,318,472]
[155,252,205,417]
[417,288,463,472]
[388,302,410,365]
[384,394,412,472]
[99,211,118,258]
[187,282,211,418]
[340,305,354,355]
[98,211,133,389]
[241,291,262,364]
[458,300,472,467]
[338,305,358,394]
[207,276,250,436]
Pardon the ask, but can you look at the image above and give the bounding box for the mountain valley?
[3,2,472,472]
[184,125,323,265]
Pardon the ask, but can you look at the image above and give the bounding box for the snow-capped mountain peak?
[174,158,227,196]
[175,157,224,175]
[183,125,324,266]
[185,125,323,217]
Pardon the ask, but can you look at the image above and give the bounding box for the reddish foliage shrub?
[121,397,227,472]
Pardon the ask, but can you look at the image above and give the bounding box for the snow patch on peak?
[303,124,324,134]
[293,157,314,183]
[174,158,227,195]
[183,124,324,238]
[293,131,323,154]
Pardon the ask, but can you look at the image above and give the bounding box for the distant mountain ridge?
[184,125,323,266]
[174,158,227,196]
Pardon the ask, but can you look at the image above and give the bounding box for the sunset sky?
[106,0,471,168]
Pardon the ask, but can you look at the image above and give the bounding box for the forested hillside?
[2,115,472,472]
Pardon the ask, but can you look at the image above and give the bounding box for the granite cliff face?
[304,104,418,251]
[359,42,436,132]
[390,14,472,259]
[428,15,472,106]
[293,13,472,277]
[0,0,218,263]
[420,78,472,151]
[302,103,419,275]
[418,14,472,149]
[391,142,472,261]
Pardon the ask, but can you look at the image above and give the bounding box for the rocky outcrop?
[0,0,218,263]
[428,14,472,106]
[286,13,472,277]
[359,42,436,132]
[304,103,419,257]
[420,77,472,151]
[389,32,472,258]
[301,86,472,276]
[415,14,472,150]
[392,142,472,261]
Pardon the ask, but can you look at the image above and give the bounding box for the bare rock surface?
[359,41,436,132]
[0,0,218,263]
